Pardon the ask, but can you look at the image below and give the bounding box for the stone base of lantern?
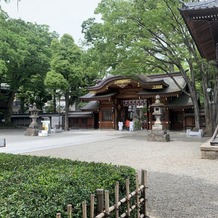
[25,127,39,136]
[147,130,170,142]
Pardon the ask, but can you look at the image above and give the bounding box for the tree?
[45,34,84,131]
[44,70,69,113]
[0,9,58,123]
[82,0,217,133]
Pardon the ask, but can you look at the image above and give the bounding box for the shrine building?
[68,72,205,131]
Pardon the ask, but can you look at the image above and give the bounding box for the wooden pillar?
[147,98,153,130]
[96,189,104,214]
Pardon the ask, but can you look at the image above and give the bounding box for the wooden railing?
[56,170,148,218]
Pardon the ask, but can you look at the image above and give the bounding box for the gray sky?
[1,0,101,44]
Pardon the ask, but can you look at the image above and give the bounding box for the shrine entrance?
[115,99,147,130]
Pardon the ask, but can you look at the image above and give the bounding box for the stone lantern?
[147,95,170,142]
[151,95,164,131]
[25,103,41,136]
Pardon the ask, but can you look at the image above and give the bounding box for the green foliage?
[83,0,196,76]
[45,70,69,92]
[133,118,142,130]
[0,153,136,218]
[0,9,58,120]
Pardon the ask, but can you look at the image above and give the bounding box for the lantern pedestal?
[147,129,170,142]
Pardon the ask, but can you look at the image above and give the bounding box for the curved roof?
[80,73,187,101]
[87,74,169,93]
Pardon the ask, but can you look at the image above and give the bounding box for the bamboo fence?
[56,169,148,218]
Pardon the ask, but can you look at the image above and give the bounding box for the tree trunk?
[191,93,201,131]
[180,67,201,131]
[213,73,218,128]
[19,97,25,114]
[202,75,213,136]
[53,92,56,113]
[4,91,16,124]
[64,92,69,131]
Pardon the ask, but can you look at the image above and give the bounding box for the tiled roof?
[181,0,218,10]
[80,101,99,111]
[180,1,218,60]
[168,93,193,108]
[137,75,186,97]
[68,111,93,118]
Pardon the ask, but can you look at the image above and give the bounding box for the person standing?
[125,119,130,131]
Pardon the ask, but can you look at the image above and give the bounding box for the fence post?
[126,178,130,217]
[82,201,87,218]
[135,174,140,218]
[67,204,72,218]
[90,194,95,218]
[115,181,119,218]
[141,170,147,217]
[105,190,110,216]
[56,213,61,218]
[96,189,104,215]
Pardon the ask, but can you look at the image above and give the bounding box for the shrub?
[0,153,136,217]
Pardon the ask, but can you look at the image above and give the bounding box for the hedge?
[0,153,136,217]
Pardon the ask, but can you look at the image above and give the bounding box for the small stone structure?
[0,138,6,147]
[25,103,41,136]
[201,141,218,159]
[201,125,218,159]
[147,95,170,142]
[186,129,203,138]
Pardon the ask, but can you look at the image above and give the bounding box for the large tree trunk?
[4,91,16,124]
[179,67,201,131]
[200,63,218,136]
[202,75,213,136]
[64,92,69,131]
[190,92,201,131]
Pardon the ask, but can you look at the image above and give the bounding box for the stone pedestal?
[201,140,218,159]
[25,128,39,136]
[147,130,170,142]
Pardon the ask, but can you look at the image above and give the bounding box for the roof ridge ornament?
[114,79,131,88]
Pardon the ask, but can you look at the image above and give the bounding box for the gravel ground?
[6,129,218,218]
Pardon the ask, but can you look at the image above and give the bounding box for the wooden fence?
[56,169,148,218]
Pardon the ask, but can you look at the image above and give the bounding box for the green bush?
[0,153,136,218]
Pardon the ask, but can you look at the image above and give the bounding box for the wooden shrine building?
[70,72,205,131]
